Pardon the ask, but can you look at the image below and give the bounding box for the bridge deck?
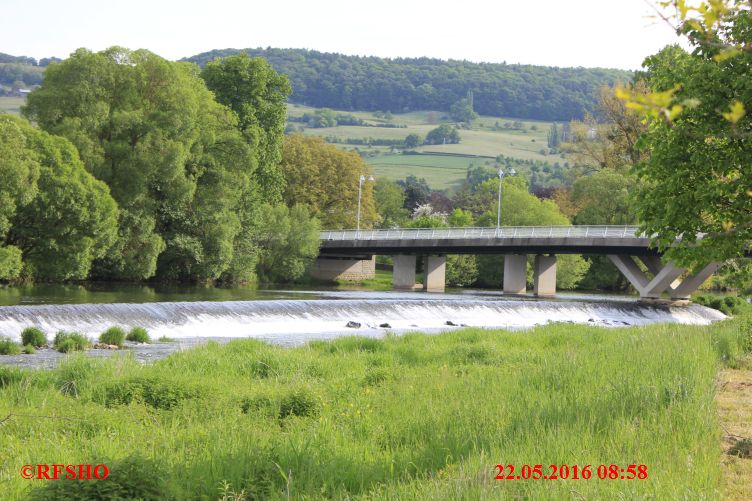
[319,225,659,256]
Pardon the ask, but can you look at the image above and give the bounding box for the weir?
[0,295,726,343]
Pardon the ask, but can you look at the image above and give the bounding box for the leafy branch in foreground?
[617,1,752,268]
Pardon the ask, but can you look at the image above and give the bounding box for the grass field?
[0,96,24,115]
[368,154,492,190]
[1,315,750,499]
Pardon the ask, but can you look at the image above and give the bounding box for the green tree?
[571,170,636,226]
[374,179,408,228]
[2,116,118,281]
[280,135,376,229]
[617,2,752,267]
[449,98,478,123]
[254,204,320,282]
[396,175,431,211]
[403,133,422,148]
[425,124,460,145]
[0,115,39,280]
[200,52,291,203]
[547,123,560,148]
[570,170,637,291]
[23,47,258,282]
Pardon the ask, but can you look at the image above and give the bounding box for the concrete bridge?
[314,225,721,299]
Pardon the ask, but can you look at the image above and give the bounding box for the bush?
[53,331,91,353]
[695,294,750,315]
[100,377,200,410]
[22,344,36,354]
[21,327,47,347]
[157,336,175,343]
[99,327,126,347]
[0,336,21,355]
[126,327,151,343]
[28,454,168,501]
[279,389,319,419]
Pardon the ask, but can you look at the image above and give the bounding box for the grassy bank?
[0,316,750,499]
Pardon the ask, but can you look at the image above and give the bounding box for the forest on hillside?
[184,48,632,121]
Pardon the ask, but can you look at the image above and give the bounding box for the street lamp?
[496,167,516,231]
[357,174,374,235]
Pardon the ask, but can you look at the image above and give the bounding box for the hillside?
[287,104,568,191]
[184,48,632,122]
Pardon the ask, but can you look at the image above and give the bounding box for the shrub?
[21,327,47,347]
[100,377,200,410]
[0,336,21,355]
[28,454,168,501]
[22,344,36,354]
[99,326,126,347]
[241,395,276,417]
[126,327,151,343]
[53,331,91,353]
[279,389,319,419]
[695,294,750,315]
[157,336,175,343]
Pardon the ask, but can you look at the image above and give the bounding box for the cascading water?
[0,291,726,346]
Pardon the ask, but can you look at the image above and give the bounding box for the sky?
[1,0,681,70]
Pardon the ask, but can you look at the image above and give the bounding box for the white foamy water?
[0,293,726,346]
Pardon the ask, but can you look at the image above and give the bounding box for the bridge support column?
[608,255,719,299]
[533,254,557,297]
[310,256,375,281]
[424,255,446,293]
[393,255,417,290]
[503,254,527,295]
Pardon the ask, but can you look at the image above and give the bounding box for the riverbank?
[1,315,749,499]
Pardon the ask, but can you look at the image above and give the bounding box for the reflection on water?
[0,283,331,306]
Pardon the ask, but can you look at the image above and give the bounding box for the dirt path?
[717,365,752,499]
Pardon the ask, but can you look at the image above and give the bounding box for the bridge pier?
[311,256,375,281]
[393,255,417,290]
[503,254,528,295]
[608,255,720,299]
[533,255,557,297]
[424,255,446,292]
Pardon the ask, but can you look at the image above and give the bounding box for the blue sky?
[2,0,681,69]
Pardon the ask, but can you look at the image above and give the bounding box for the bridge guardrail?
[321,225,644,241]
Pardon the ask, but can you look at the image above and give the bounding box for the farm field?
[1,315,750,499]
[0,96,24,115]
[368,153,493,190]
[287,104,565,188]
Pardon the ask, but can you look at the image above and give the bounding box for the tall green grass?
[1,316,748,499]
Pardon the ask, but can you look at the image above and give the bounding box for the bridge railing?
[321,225,643,241]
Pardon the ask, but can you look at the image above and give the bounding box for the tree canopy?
[184,48,631,121]
[22,47,263,282]
[279,134,376,229]
[200,53,291,203]
[0,115,118,281]
[619,2,752,267]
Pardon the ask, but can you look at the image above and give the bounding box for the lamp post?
[496,167,516,232]
[357,174,374,236]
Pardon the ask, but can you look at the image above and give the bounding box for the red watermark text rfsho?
[21,464,109,480]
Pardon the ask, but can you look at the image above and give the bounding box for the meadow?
[1,314,750,500]
[0,96,25,115]
[287,104,564,189]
